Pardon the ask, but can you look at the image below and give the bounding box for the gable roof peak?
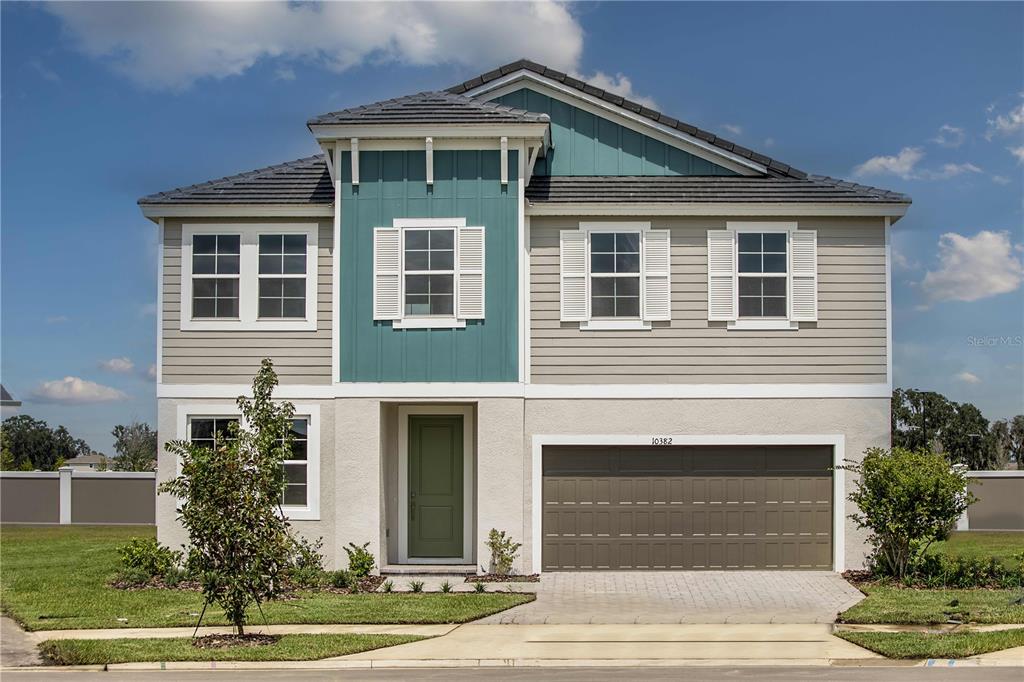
[448,59,808,180]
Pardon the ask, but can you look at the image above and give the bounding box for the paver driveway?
[478,571,864,624]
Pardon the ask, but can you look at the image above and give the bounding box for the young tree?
[1009,415,1024,470]
[891,388,953,451]
[159,359,295,636]
[842,447,974,580]
[111,421,158,471]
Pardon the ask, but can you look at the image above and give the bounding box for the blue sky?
[2,1,1022,454]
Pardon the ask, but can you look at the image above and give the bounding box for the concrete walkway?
[28,623,455,642]
[1,617,41,667]
[478,571,865,624]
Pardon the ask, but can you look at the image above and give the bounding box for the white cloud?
[43,1,583,91]
[763,137,776,148]
[145,364,157,381]
[955,371,981,385]
[892,248,918,271]
[1010,145,1024,164]
[99,357,135,374]
[720,123,743,136]
[920,230,1024,306]
[32,377,128,404]
[986,101,1024,139]
[992,175,1012,185]
[573,70,658,109]
[274,66,296,81]
[853,147,981,181]
[931,124,965,148]
[853,147,925,180]
[138,302,157,317]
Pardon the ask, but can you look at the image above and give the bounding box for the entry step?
[381,564,478,575]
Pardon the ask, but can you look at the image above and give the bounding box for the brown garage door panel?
[542,445,833,571]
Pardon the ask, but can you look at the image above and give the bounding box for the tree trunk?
[236,621,244,636]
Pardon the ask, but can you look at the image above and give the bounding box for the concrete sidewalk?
[28,623,455,642]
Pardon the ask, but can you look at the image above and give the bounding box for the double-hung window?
[707,222,818,329]
[373,218,485,329]
[559,222,671,329]
[182,404,320,520]
[181,225,318,331]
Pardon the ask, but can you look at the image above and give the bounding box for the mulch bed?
[842,570,874,587]
[465,574,540,583]
[192,634,280,649]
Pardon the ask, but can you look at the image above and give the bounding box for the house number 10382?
[651,437,673,445]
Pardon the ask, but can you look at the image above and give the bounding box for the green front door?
[408,415,464,558]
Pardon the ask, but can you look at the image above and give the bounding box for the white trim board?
[530,433,846,574]
[309,123,549,142]
[157,382,893,400]
[397,405,475,564]
[464,71,765,177]
[142,205,332,221]
[527,202,909,218]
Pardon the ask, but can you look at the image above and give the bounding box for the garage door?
[542,445,833,570]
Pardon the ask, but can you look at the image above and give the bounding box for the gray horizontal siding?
[162,218,333,384]
[529,216,887,384]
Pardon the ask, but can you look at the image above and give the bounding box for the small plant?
[114,567,151,587]
[329,569,351,589]
[290,535,325,572]
[288,565,325,589]
[486,529,522,576]
[161,566,186,588]
[382,579,394,593]
[408,579,424,593]
[117,538,182,579]
[344,542,376,578]
[473,581,486,593]
[440,579,453,593]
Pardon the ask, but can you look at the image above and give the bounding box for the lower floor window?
[738,277,787,317]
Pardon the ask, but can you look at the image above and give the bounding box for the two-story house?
[140,60,909,575]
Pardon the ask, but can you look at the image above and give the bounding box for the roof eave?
[307,121,550,142]
[138,203,334,222]
[525,201,911,218]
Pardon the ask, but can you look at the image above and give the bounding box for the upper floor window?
[737,232,787,318]
[590,232,641,318]
[180,225,318,331]
[559,222,671,330]
[373,218,484,329]
[403,228,455,317]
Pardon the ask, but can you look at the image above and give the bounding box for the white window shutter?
[707,229,736,321]
[373,227,401,320]
[457,226,485,319]
[560,230,589,322]
[642,229,671,321]
[790,229,818,322]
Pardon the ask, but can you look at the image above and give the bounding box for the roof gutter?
[525,201,911,220]
[138,204,333,223]
[307,122,550,143]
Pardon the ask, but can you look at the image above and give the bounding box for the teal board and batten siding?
[494,88,737,177]
[339,150,519,382]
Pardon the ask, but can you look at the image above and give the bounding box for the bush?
[382,580,394,593]
[344,542,375,578]
[290,535,325,572]
[329,569,352,589]
[408,580,424,593]
[473,581,486,593]
[486,529,522,576]
[117,538,182,578]
[114,567,151,587]
[440,580,453,593]
[161,567,187,588]
[288,565,325,589]
[840,447,974,581]
[913,554,1024,589]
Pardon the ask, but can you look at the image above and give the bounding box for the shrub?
[382,580,394,593]
[914,554,1024,589]
[114,567,151,587]
[117,538,182,578]
[288,565,325,589]
[329,569,352,589]
[344,542,375,578]
[161,567,187,588]
[440,580,453,593]
[473,581,486,593]
[409,580,424,593]
[486,529,522,576]
[840,447,974,581]
[290,535,325,572]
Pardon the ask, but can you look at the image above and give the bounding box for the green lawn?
[40,633,425,665]
[839,585,1024,625]
[929,531,1024,568]
[1,525,532,631]
[837,628,1024,659]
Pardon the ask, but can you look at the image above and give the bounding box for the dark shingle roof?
[525,176,911,204]
[448,59,808,180]
[308,90,550,126]
[138,155,332,205]
[0,384,19,405]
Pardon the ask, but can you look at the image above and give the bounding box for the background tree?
[1008,415,1024,470]
[111,421,158,471]
[0,416,91,471]
[941,402,998,470]
[891,388,953,451]
[991,419,1011,470]
[159,359,295,636]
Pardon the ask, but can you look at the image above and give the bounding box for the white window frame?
[181,224,318,331]
[726,222,799,331]
[393,217,467,330]
[580,221,652,331]
[175,402,321,521]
